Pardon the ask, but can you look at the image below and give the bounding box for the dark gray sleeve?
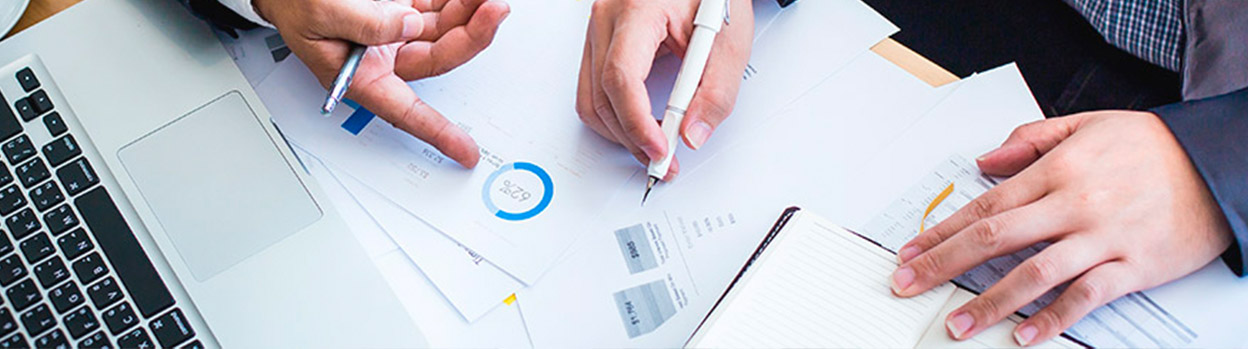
[1180,0,1248,100]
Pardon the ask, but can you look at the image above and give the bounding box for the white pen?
[642,0,731,205]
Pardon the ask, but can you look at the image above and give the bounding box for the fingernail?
[684,121,712,150]
[402,13,421,39]
[976,148,1002,163]
[890,267,914,294]
[947,312,974,339]
[897,246,921,263]
[1014,324,1038,346]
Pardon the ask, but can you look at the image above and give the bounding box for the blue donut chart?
[481,162,554,221]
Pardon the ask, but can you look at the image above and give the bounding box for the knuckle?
[1031,308,1066,332]
[971,295,1003,319]
[592,99,615,119]
[600,63,631,91]
[1021,256,1061,286]
[968,196,999,219]
[970,218,1005,250]
[697,87,735,121]
[590,0,610,17]
[911,253,944,280]
[1070,278,1106,306]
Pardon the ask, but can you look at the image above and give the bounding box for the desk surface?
[6,0,959,87]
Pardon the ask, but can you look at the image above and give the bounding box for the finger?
[897,171,1050,264]
[976,115,1085,176]
[394,0,510,79]
[417,0,487,42]
[411,0,449,12]
[892,197,1070,297]
[348,74,481,168]
[313,0,424,45]
[601,10,669,161]
[1012,261,1135,346]
[577,25,617,143]
[588,7,644,159]
[943,238,1109,341]
[681,0,752,150]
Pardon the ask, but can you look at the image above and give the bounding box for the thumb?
[680,0,752,150]
[977,114,1083,176]
[319,0,424,45]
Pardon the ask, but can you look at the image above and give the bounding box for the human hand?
[889,111,1233,345]
[576,0,753,179]
[253,0,510,168]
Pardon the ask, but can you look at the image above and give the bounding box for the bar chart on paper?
[861,155,1197,348]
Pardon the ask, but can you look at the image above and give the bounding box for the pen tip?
[641,177,658,206]
[321,99,338,115]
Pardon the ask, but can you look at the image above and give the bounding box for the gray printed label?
[613,279,677,338]
[614,224,658,274]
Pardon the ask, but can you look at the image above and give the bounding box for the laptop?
[0,0,428,347]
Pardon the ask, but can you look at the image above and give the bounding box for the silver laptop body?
[0,0,427,347]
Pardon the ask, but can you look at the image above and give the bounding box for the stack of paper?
[222,0,1248,347]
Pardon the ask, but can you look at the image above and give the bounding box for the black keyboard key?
[150,309,194,348]
[78,188,174,317]
[13,99,36,122]
[102,302,138,335]
[181,339,204,349]
[18,233,53,264]
[41,135,80,167]
[5,209,39,240]
[29,91,52,115]
[86,278,123,310]
[20,303,55,336]
[44,205,78,235]
[78,331,108,348]
[0,186,23,216]
[0,235,10,258]
[71,252,108,285]
[5,279,38,311]
[0,163,11,187]
[28,181,62,212]
[56,159,98,196]
[34,329,68,349]
[2,135,35,165]
[15,159,48,188]
[0,93,17,143]
[48,282,84,314]
[0,333,26,349]
[62,306,99,339]
[56,228,91,260]
[15,68,39,93]
[119,327,154,349]
[33,257,69,288]
[43,112,66,137]
[0,256,25,287]
[0,309,16,338]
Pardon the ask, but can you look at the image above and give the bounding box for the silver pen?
[321,44,368,115]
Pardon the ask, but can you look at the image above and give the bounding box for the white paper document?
[290,146,533,348]
[332,168,523,322]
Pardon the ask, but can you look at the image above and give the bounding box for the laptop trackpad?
[119,92,322,282]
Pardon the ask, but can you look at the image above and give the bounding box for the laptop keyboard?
[0,66,201,348]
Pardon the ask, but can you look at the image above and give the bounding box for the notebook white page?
[689,212,955,348]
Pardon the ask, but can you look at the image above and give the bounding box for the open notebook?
[686,207,1084,348]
